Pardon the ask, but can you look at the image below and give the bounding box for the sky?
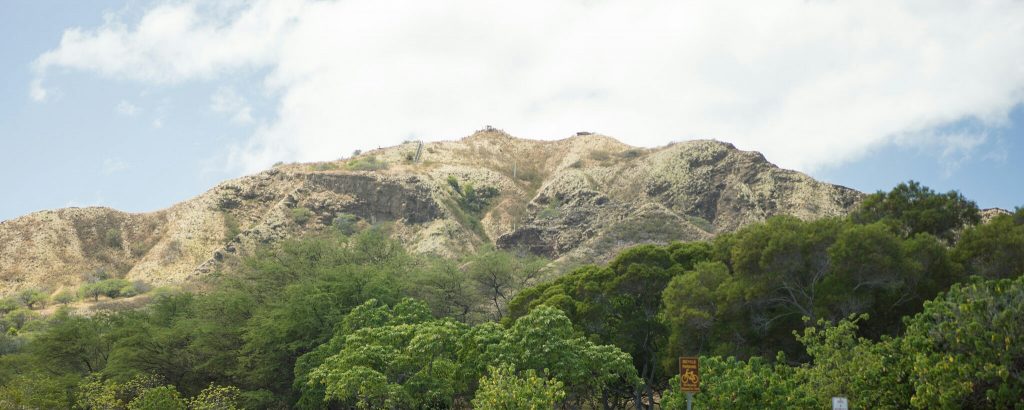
[2,0,1023,222]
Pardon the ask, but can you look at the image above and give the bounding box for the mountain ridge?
[0,131,863,295]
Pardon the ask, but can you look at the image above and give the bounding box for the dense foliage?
[1,182,1020,409]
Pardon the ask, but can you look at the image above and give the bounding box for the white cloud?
[29,79,48,102]
[65,192,105,208]
[101,158,130,174]
[210,87,253,124]
[116,100,139,116]
[32,0,1024,173]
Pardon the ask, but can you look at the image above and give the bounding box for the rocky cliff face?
[0,131,862,295]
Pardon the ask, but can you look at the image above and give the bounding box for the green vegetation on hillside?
[346,155,387,171]
[1,181,1021,409]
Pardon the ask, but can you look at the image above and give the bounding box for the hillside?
[0,130,862,295]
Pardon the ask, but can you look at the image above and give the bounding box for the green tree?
[792,315,913,409]
[472,365,565,410]
[662,354,810,410]
[902,277,1024,408]
[304,299,466,408]
[661,261,740,360]
[0,372,75,409]
[953,210,1024,279]
[30,310,116,374]
[411,258,485,323]
[188,384,242,410]
[79,278,135,301]
[487,305,640,409]
[510,242,712,407]
[17,289,47,310]
[75,374,166,410]
[851,181,980,243]
[54,290,77,305]
[468,247,545,320]
[5,308,37,330]
[127,386,186,410]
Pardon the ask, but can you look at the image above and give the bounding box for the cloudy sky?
[2,0,1023,221]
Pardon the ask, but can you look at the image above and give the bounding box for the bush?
[512,165,541,184]
[79,279,137,301]
[619,149,643,159]
[223,212,241,239]
[53,291,76,305]
[17,289,47,310]
[290,207,315,226]
[129,241,150,258]
[312,162,338,171]
[346,156,386,171]
[161,240,183,264]
[447,176,498,215]
[538,199,561,220]
[5,308,37,330]
[0,298,18,314]
[332,213,359,235]
[104,228,123,249]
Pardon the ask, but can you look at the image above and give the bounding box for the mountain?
[0,130,862,295]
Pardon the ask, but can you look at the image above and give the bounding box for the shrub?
[223,212,241,239]
[129,241,149,258]
[5,308,37,330]
[332,213,360,235]
[79,279,136,301]
[0,298,18,314]
[347,156,387,171]
[18,289,47,310]
[513,165,541,184]
[312,163,338,171]
[104,228,123,249]
[538,199,561,220]
[161,240,183,264]
[53,291,76,305]
[290,207,314,226]
[619,149,643,159]
[589,150,611,161]
[447,176,498,215]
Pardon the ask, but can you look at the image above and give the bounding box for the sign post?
[832,397,848,410]
[679,357,700,410]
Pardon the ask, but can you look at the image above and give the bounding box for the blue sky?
[2,0,1022,222]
